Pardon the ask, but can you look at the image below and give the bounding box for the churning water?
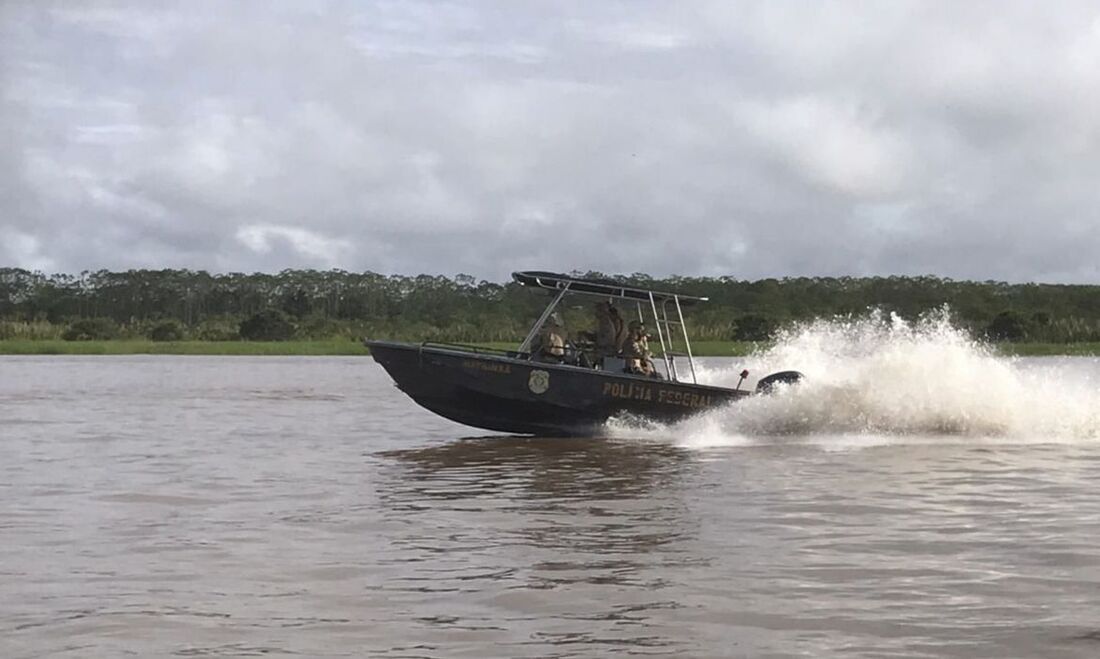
[611,311,1100,444]
[3,323,1100,658]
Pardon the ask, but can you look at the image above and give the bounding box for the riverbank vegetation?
[1,268,1098,354]
[2,339,1096,357]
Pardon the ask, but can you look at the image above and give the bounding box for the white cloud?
[0,230,55,273]
[567,19,688,51]
[236,224,352,267]
[3,1,1100,282]
[738,96,911,200]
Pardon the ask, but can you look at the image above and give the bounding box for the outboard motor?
[755,370,805,395]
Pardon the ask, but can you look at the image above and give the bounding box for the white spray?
[608,309,1100,446]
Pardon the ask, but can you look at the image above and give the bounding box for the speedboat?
[366,271,802,436]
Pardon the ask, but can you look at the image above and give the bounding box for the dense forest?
[1,268,1098,343]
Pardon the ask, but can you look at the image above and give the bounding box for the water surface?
[3,354,1100,658]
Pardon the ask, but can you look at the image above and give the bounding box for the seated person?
[622,320,658,377]
[535,313,567,363]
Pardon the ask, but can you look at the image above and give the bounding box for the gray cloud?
[2,1,1100,281]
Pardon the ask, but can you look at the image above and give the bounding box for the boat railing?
[419,342,528,359]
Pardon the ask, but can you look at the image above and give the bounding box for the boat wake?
[606,309,1100,447]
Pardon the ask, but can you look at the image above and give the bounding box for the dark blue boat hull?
[366,340,749,436]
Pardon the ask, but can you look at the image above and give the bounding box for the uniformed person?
[609,304,628,354]
[537,312,566,362]
[594,302,621,358]
[622,319,656,376]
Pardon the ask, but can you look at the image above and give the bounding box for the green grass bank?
[2,339,1098,357]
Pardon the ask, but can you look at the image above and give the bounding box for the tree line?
[1,268,1098,343]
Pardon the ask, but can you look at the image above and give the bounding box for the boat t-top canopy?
[512,271,708,305]
[513,270,706,384]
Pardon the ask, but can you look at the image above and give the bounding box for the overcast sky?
[3,2,1100,282]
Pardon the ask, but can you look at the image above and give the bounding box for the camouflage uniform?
[595,302,621,357]
[537,313,566,362]
[622,321,654,376]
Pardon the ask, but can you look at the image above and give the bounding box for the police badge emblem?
[528,369,550,394]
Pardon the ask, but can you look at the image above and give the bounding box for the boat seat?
[601,356,626,373]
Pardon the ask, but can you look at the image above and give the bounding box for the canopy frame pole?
[675,295,698,384]
[659,297,679,382]
[648,292,673,381]
[518,283,570,354]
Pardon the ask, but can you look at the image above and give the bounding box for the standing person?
[595,302,620,358]
[608,304,627,354]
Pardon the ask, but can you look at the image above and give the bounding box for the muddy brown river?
[3,353,1100,658]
